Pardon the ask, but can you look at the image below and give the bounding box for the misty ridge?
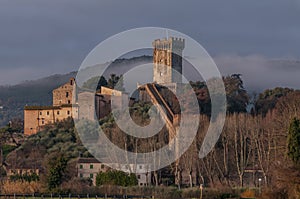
[0,54,299,126]
[0,54,299,103]
[81,54,300,93]
[213,54,300,92]
[179,54,300,93]
[0,54,300,93]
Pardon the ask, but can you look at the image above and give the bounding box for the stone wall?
[78,92,112,120]
[52,77,76,106]
[96,94,111,119]
[24,109,40,135]
[78,92,97,120]
[24,106,77,135]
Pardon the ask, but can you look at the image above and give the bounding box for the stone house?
[77,157,151,186]
[24,78,78,135]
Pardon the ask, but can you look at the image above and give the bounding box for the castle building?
[153,37,185,85]
[139,37,185,100]
[24,78,78,136]
[24,38,185,135]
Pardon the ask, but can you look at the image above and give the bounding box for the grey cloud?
[0,0,299,85]
[214,54,300,92]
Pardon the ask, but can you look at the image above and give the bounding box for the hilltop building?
[153,37,185,85]
[53,77,76,106]
[23,78,129,135]
[24,78,78,135]
[138,37,185,142]
[23,37,185,136]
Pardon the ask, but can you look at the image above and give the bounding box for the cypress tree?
[287,117,300,165]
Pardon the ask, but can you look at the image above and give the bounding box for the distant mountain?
[77,55,152,86]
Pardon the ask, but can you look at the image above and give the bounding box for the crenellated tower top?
[152,37,185,84]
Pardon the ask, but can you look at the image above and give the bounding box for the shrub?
[1,180,42,194]
[9,173,39,182]
[240,189,255,198]
[96,170,138,187]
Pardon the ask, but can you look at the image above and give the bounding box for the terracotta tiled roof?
[77,158,101,164]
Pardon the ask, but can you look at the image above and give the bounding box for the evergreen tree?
[46,154,68,190]
[82,76,107,90]
[107,74,124,91]
[287,117,300,165]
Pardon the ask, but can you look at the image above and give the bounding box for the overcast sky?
[0,0,300,88]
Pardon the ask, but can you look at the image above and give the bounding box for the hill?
[5,118,90,168]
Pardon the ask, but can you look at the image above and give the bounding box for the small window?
[57,111,60,115]
[47,111,49,115]
[101,164,105,169]
[79,173,83,178]
[70,80,73,85]
[68,100,71,104]
[139,165,142,169]
[90,173,93,178]
[79,165,83,169]
[90,164,93,169]
[66,92,69,97]
[40,112,42,115]
[41,121,44,125]
[137,175,141,179]
[67,110,70,115]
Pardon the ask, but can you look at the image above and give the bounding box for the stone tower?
[153,37,185,84]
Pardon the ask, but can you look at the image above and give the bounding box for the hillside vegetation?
[5,118,90,170]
